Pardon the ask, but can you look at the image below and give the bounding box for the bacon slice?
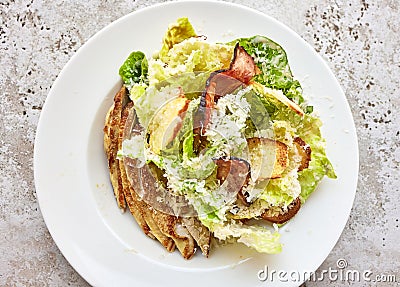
[293,137,312,171]
[194,44,260,134]
[223,44,261,84]
[214,157,251,206]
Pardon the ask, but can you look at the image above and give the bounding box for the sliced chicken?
[103,86,129,211]
[118,102,156,239]
[104,90,212,259]
[181,217,211,257]
[152,211,196,260]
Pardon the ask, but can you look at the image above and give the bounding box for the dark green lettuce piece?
[119,51,148,88]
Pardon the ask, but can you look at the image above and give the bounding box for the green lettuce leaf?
[182,129,194,159]
[119,51,148,88]
[164,40,233,71]
[210,221,282,254]
[159,17,197,61]
[134,85,181,128]
[296,115,337,199]
[149,40,233,89]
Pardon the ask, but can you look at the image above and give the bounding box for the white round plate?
[34,1,358,286]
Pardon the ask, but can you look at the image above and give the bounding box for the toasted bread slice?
[103,87,130,211]
[293,137,312,171]
[261,197,301,224]
[247,138,289,180]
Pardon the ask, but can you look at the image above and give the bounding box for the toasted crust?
[247,138,289,179]
[261,197,301,224]
[293,137,312,171]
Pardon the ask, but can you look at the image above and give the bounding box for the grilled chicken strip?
[103,86,129,211]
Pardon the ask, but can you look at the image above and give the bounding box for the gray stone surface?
[0,0,398,286]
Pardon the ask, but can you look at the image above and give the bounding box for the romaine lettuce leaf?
[119,51,148,89]
[149,39,233,89]
[134,85,181,128]
[182,129,194,159]
[210,221,282,254]
[296,115,337,199]
[164,39,233,71]
[159,17,197,61]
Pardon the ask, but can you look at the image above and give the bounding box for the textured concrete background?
[0,0,399,286]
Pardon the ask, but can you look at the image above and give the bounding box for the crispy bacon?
[194,44,260,135]
[293,137,312,171]
[214,157,251,206]
[223,44,261,84]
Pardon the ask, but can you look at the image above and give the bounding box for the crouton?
[247,138,289,179]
